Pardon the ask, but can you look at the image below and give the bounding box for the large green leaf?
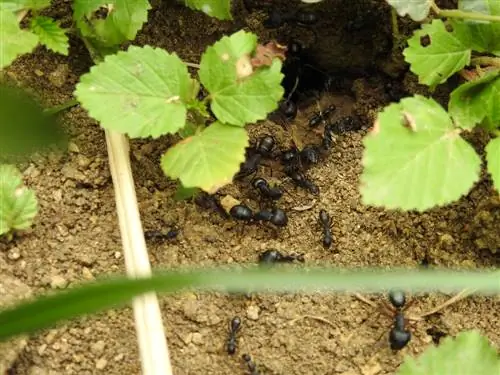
[0,0,50,12]
[30,16,69,56]
[385,0,432,21]
[0,165,38,236]
[184,0,232,20]
[73,0,151,48]
[199,30,284,126]
[486,137,500,193]
[403,19,472,87]
[361,95,481,211]
[397,330,500,375]
[75,45,198,138]
[0,267,498,342]
[449,69,500,130]
[161,121,248,192]
[0,9,39,69]
[458,0,500,55]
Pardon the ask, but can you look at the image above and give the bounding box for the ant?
[194,193,228,218]
[264,8,318,29]
[278,99,297,120]
[326,116,361,135]
[144,228,178,241]
[230,204,254,221]
[309,104,336,127]
[227,316,242,355]
[252,177,283,200]
[258,249,304,264]
[299,144,321,166]
[235,135,275,180]
[286,169,319,195]
[242,354,260,375]
[318,209,332,249]
[254,207,288,227]
[386,290,412,350]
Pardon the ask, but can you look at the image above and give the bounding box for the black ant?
[194,192,228,218]
[254,207,288,227]
[278,99,297,120]
[286,169,319,195]
[144,228,178,241]
[299,144,321,166]
[309,104,336,127]
[326,116,362,135]
[258,249,304,264]
[386,290,412,350]
[318,210,332,249]
[252,177,283,200]
[227,316,242,355]
[230,204,254,221]
[264,8,318,29]
[235,135,275,180]
[242,354,260,375]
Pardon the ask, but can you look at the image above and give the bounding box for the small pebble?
[95,358,108,370]
[50,275,68,289]
[91,340,106,355]
[246,305,260,320]
[191,332,204,345]
[7,247,21,260]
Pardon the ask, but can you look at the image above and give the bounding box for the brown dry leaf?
[250,41,287,68]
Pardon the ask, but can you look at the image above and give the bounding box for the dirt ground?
[1,0,499,374]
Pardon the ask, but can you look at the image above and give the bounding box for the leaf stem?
[43,98,79,115]
[470,56,500,68]
[391,8,399,38]
[431,1,500,23]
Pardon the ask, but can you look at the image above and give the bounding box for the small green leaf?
[0,9,39,70]
[486,137,500,193]
[449,70,500,130]
[73,0,151,47]
[161,121,248,192]
[385,0,432,21]
[0,165,38,236]
[184,0,232,20]
[75,45,197,138]
[361,95,481,211]
[0,0,50,12]
[30,16,69,56]
[397,330,500,375]
[403,19,471,87]
[199,30,284,126]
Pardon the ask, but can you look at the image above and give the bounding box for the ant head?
[389,289,406,309]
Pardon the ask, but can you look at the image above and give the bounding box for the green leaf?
[75,45,198,138]
[173,185,199,200]
[0,267,498,343]
[449,70,500,130]
[385,0,432,22]
[403,19,472,88]
[0,0,50,12]
[73,0,151,48]
[361,95,481,211]
[184,0,232,20]
[0,165,38,236]
[199,30,284,126]
[161,121,248,192]
[397,330,500,375]
[0,9,39,70]
[30,16,69,56]
[486,137,500,193]
[0,84,68,162]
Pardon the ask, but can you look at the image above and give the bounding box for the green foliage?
[403,19,471,88]
[184,0,232,20]
[384,0,431,22]
[0,266,498,342]
[72,0,151,50]
[363,1,500,211]
[361,96,481,211]
[76,30,284,192]
[30,16,69,55]
[199,31,284,126]
[397,330,500,375]
[0,0,50,12]
[0,165,38,236]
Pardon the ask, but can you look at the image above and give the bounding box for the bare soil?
[1,0,499,374]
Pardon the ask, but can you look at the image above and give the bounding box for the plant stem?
[471,56,500,68]
[185,62,201,69]
[391,8,399,38]
[43,98,79,115]
[431,1,500,23]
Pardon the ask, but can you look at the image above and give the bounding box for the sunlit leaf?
[397,330,500,375]
[403,19,471,87]
[199,30,284,126]
[361,95,481,211]
[0,165,38,236]
[385,0,432,21]
[184,0,232,20]
[75,45,198,138]
[161,121,248,192]
[486,137,500,193]
[30,16,69,55]
[0,0,50,12]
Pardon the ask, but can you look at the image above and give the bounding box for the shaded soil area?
[1,0,499,374]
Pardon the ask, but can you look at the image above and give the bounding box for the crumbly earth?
[1,1,499,374]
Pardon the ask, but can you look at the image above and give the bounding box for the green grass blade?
[0,266,498,342]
